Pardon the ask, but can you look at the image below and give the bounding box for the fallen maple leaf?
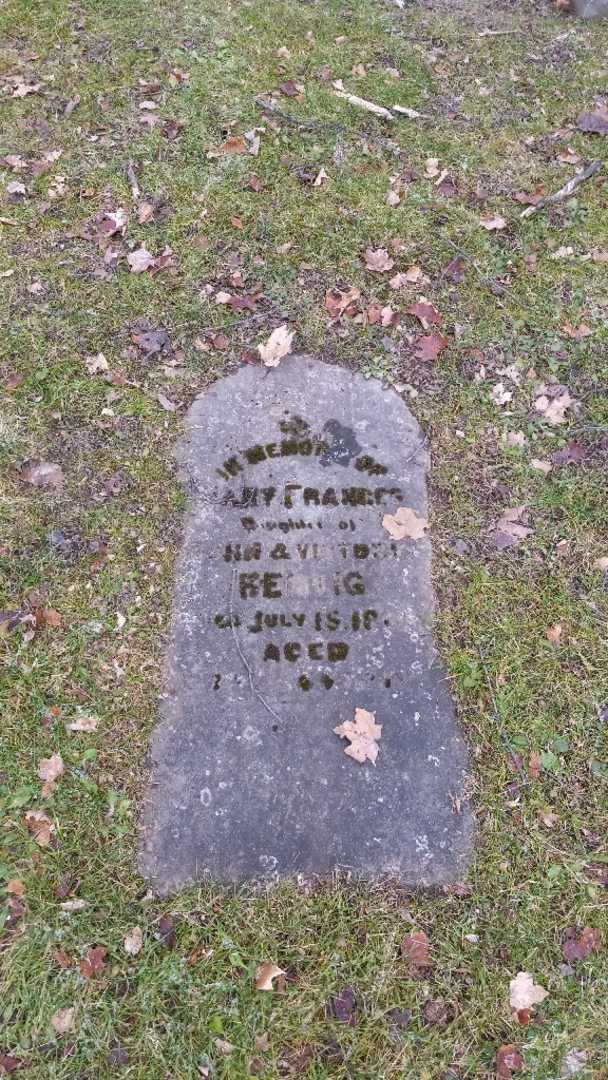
[562,926,602,963]
[534,389,573,425]
[489,507,533,550]
[334,707,382,765]
[382,506,428,541]
[279,80,301,97]
[406,299,442,330]
[414,333,448,361]
[562,322,592,341]
[326,987,358,1025]
[257,324,294,367]
[98,208,128,237]
[80,945,107,979]
[22,460,64,489]
[220,137,247,154]
[363,247,394,273]
[551,442,585,466]
[255,962,285,990]
[401,930,430,968]
[496,1044,524,1078]
[127,246,155,273]
[51,1007,75,1034]
[481,214,507,231]
[67,715,98,732]
[38,753,64,797]
[24,809,55,847]
[124,926,144,956]
[325,286,361,318]
[509,971,548,1015]
[443,256,466,282]
[545,623,563,644]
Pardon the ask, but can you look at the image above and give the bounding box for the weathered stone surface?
[140,356,473,892]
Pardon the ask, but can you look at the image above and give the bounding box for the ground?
[1,0,608,1076]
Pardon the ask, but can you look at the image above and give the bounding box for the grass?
[1,0,608,1074]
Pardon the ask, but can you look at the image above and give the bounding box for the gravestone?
[140,356,473,892]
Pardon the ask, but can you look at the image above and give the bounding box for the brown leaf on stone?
[382,506,428,541]
[414,333,448,361]
[325,987,357,1025]
[255,962,286,990]
[22,461,64,489]
[562,926,602,963]
[80,945,108,979]
[334,707,382,765]
[577,107,608,135]
[496,1044,524,1078]
[363,247,394,273]
[401,930,431,968]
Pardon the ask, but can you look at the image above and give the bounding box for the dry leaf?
[562,322,592,340]
[593,556,608,573]
[255,962,286,990]
[382,506,428,541]
[85,353,109,374]
[68,715,98,732]
[509,971,548,1013]
[534,390,573,425]
[325,286,361,318]
[531,458,552,474]
[51,1007,75,1034]
[334,707,382,765]
[496,1044,524,1078]
[480,214,507,231]
[425,157,440,178]
[127,246,155,273]
[38,753,64,797]
[406,299,442,330]
[414,333,448,361]
[220,137,247,154]
[124,926,144,956]
[489,507,533,550]
[22,460,64,489]
[401,930,431,968]
[313,166,329,186]
[504,431,526,449]
[80,945,107,979]
[545,623,563,644]
[562,926,602,963]
[257,324,294,368]
[24,809,55,847]
[60,898,87,912]
[7,879,25,897]
[363,247,394,273]
[492,383,512,407]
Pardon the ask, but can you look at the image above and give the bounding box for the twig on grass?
[520,160,603,219]
[254,95,404,157]
[332,87,395,122]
